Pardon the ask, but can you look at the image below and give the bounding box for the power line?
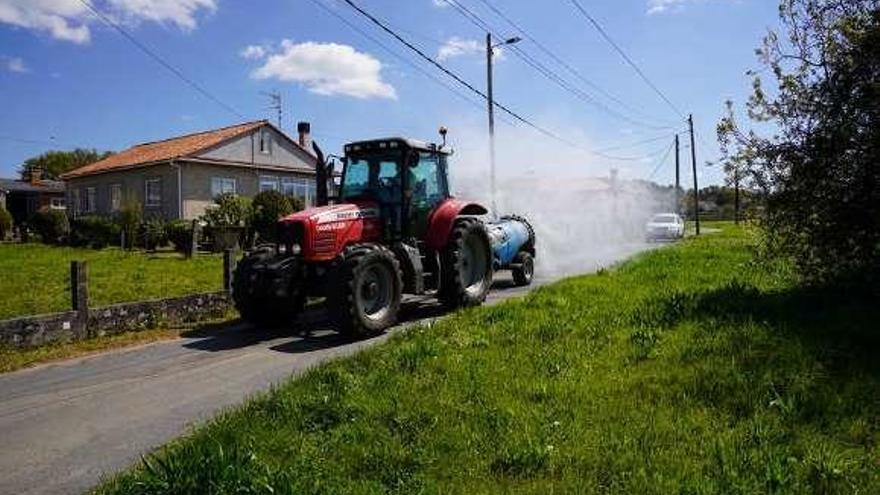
[309,0,514,127]
[567,0,685,120]
[338,0,588,151]
[593,132,684,154]
[594,142,671,162]
[473,0,677,128]
[442,0,672,131]
[77,0,245,120]
[647,139,675,180]
[0,135,83,148]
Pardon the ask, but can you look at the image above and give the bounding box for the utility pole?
[674,134,681,214]
[485,33,521,218]
[262,90,283,129]
[688,114,700,235]
[486,33,497,218]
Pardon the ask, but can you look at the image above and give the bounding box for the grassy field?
[97,224,879,494]
[0,244,223,320]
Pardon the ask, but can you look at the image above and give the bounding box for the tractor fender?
[424,198,489,250]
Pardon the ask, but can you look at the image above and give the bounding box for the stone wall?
[0,311,83,348]
[0,293,230,349]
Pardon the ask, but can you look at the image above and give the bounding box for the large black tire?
[330,244,403,337]
[512,251,534,286]
[438,218,494,309]
[232,249,304,328]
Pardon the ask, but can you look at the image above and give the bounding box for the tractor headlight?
[291,243,302,255]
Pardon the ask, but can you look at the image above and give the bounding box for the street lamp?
[486,33,521,218]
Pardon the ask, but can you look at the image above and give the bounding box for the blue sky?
[0,0,780,185]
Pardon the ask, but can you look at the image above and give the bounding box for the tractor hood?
[279,202,382,261]
[282,202,379,225]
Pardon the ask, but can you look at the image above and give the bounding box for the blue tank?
[486,216,534,268]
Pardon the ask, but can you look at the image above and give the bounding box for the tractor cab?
[341,137,451,240]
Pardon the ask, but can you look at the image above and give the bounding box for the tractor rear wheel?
[331,244,403,337]
[512,251,534,286]
[232,249,304,328]
[439,218,493,309]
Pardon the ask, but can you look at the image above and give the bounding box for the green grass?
[96,224,880,494]
[0,244,223,320]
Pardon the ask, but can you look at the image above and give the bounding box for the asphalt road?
[0,243,650,494]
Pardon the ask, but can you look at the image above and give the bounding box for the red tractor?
[232,132,496,336]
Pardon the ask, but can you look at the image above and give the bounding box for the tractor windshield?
[340,155,402,203]
[409,152,449,208]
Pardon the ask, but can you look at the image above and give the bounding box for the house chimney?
[297,121,311,151]
[29,167,42,185]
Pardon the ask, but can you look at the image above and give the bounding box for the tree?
[19,149,113,180]
[718,0,880,285]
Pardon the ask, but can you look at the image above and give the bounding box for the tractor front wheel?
[439,218,493,309]
[331,244,403,337]
[232,249,304,328]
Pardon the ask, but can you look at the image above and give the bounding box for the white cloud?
[2,55,29,73]
[249,40,396,100]
[239,44,267,60]
[437,36,503,62]
[107,0,215,30]
[438,37,479,61]
[431,0,448,7]
[647,0,728,15]
[0,0,90,43]
[0,0,215,44]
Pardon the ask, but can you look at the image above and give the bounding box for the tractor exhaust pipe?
[312,141,329,207]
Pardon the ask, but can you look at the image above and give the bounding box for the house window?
[145,178,161,207]
[211,177,237,198]
[83,187,96,213]
[50,197,66,210]
[110,184,122,212]
[281,177,316,206]
[259,175,279,192]
[259,129,272,154]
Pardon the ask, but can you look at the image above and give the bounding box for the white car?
[645,213,684,241]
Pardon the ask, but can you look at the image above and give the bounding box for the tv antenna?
[261,90,283,129]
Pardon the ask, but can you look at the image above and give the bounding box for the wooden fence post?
[70,260,89,339]
[223,248,236,295]
[187,220,199,259]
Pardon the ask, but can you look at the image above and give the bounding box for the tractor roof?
[344,137,452,155]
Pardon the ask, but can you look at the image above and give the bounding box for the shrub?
[202,193,252,229]
[30,207,69,245]
[202,194,252,251]
[0,206,12,240]
[286,194,305,213]
[117,200,142,250]
[139,218,168,251]
[251,190,293,243]
[166,219,194,254]
[70,215,121,249]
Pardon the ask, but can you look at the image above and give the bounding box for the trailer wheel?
[232,249,304,328]
[331,244,402,337]
[512,251,534,286]
[439,218,494,309]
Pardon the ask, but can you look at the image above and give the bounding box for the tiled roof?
[0,178,65,193]
[61,120,295,179]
